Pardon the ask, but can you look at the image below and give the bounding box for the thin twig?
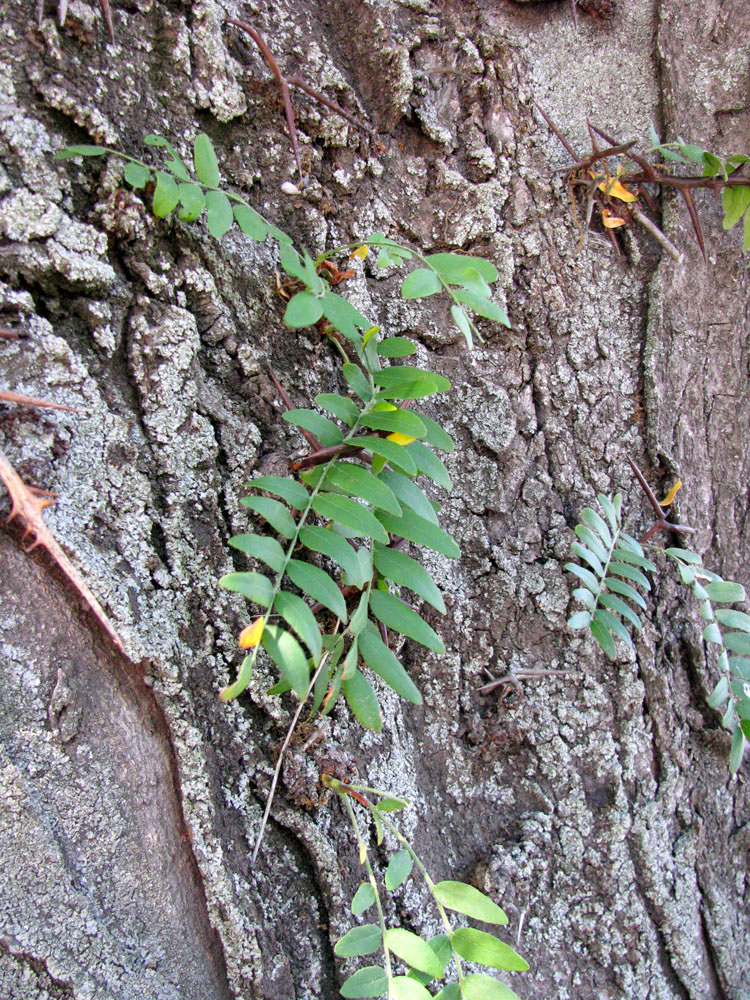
[631,206,684,263]
[477,668,576,695]
[225,20,374,182]
[0,390,82,413]
[251,638,337,866]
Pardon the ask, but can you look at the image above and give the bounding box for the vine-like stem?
[365,804,467,990]
[315,240,483,345]
[251,642,335,865]
[220,394,376,700]
[343,794,395,994]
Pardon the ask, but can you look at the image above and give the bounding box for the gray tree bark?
[1,0,748,998]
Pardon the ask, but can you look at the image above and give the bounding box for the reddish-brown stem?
[224,19,303,180]
[0,390,81,413]
[628,456,697,543]
[268,368,322,453]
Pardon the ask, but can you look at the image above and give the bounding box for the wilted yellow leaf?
[659,480,682,507]
[359,843,368,864]
[601,178,637,203]
[349,245,369,261]
[602,209,626,228]
[239,616,265,648]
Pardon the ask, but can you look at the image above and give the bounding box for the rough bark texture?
[1,1,748,998]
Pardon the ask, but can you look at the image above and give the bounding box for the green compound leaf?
[608,561,651,590]
[376,795,408,811]
[590,616,617,659]
[55,144,109,158]
[283,408,344,447]
[145,134,191,180]
[729,724,746,774]
[450,304,473,347]
[723,632,750,656]
[193,133,220,187]
[598,493,619,534]
[360,410,427,439]
[568,610,592,630]
[380,469,437,524]
[722,185,750,230]
[452,928,529,972]
[376,509,460,558]
[343,363,373,401]
[433,881,508,925]
[407,936,452,986]
[286,559,348,622]
[414,413,454,452]
[665,547,702,565]
[228,534,285,573]
[359,627,422,704]
[385,849,413,890]
[580,507,612,547]
[123,161,152,189]
[374,367,451,400]
[322,291,372,342]
[352,882,376,915]
[461,975,522,1000]
[240,496,297,539]
[373,545,445,613]
[354,436,417,476]
[284,291,325,328]
[425,252,498,284]
[369,590,445,653]
[313,494,390,545]
[299,525,364,584]
[400,267,442,299]
[334,924,382,958]
[390,977,432,1000]
[343,670,382,731]
[383,929,443,978]
[434,985,461,1000]
[604,577,648,611]
[708,676,729,710]
[249,474,310,510]
[377,337,417,358]
[219,571,273,607]
[340,966,388,999]
[599,593,642,630]
[205,189,234,238]
[714,609,750,631]
[564,562,600,594]
[574,523,609,564]
[261,624,310,699]
[177,182,206,221]
[573,587,595,610]
[611,545,657,572]
[705,580,746,603]
[315,392,359,426]
[405,441,452,491]
[571,541,604,578]
[326,462,402,515]
[153,170,179,217]
[274,591,323,662]
[594,608,633,650]
[453,288,509,326]
[233,203,268,240]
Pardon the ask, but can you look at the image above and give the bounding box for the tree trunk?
[1,0,747,997]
